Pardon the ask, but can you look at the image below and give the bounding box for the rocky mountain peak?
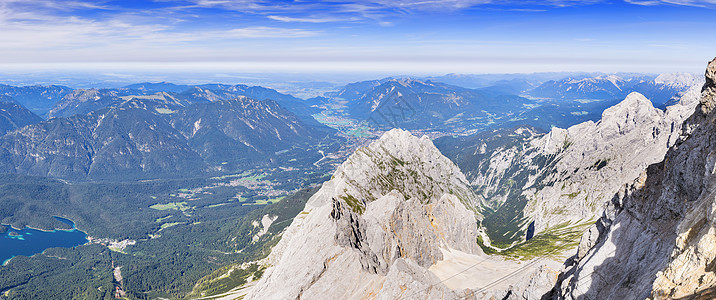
[598,91,663,135]
[538,92,662,154]
[246,129,482,299]
[700,57,716,114]
[321,128,480,215]
[601,91,656,116]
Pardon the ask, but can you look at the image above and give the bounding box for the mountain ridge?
[549,57,716,300]
[435,83,699,250]
[245,128,482,299]
[0,96,337,180]
[0,95,43,135]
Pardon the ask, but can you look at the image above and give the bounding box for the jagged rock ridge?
[246,129,482,299]
[436,84,701,248]
[550,58,716,299]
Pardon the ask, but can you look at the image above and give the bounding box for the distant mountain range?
[0,95,43,135]
[48,83,320,122]
[527,73,702,108]
[0,73,700,181]
[331,78,533,131]
[0,84,72,116]
[423,73,581,89]
[0,96,337,180]
[48,90,193,119]
[320,73,699,133]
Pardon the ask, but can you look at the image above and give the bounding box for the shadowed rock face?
[550,58,716,300]
[246,129,481,299]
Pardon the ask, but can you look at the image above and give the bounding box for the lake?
[1,216,88,265]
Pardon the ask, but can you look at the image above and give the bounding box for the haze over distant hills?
[0,71,699,182]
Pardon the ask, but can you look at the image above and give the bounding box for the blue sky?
[0,0,714,74]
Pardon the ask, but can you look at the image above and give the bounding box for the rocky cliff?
[551,58,716,299]
[245,129,482,299]
[522,89,698,234]
[437,82,701,248]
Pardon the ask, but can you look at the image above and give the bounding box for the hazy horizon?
[0,69,701,92]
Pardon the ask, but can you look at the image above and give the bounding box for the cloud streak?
[0,1,321,64]
[625,0,716,6]
[267,15,359,23]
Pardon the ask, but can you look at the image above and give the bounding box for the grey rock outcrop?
[446,81,701,248]
[551,58,716,299]
[522,89,698,233]
[246,129,481,299]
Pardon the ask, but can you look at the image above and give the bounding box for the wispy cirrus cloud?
[267,15,359,23]
[625,0,716,6]
[222,26,318,38]
[178,0,620,26]
[0,0,111,11]
[0,0,321,64]
[185,0,602,13]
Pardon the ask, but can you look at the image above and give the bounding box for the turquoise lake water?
[1,216,88,265]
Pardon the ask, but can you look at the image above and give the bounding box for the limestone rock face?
[431,82,702,299]
[522,90,695,233]
[551,58,716,300]
[451,85,700,244]
[246,128,481,299]
[700,57,716,114]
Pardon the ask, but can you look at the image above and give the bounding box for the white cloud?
[0,0,110,13]
[0,1,321,64]
[222,26,319,38]
[625,0,716,6]
[179,0,609,28]
[267,15,358,23]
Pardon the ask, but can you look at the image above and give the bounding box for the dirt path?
[113,266,126,298]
